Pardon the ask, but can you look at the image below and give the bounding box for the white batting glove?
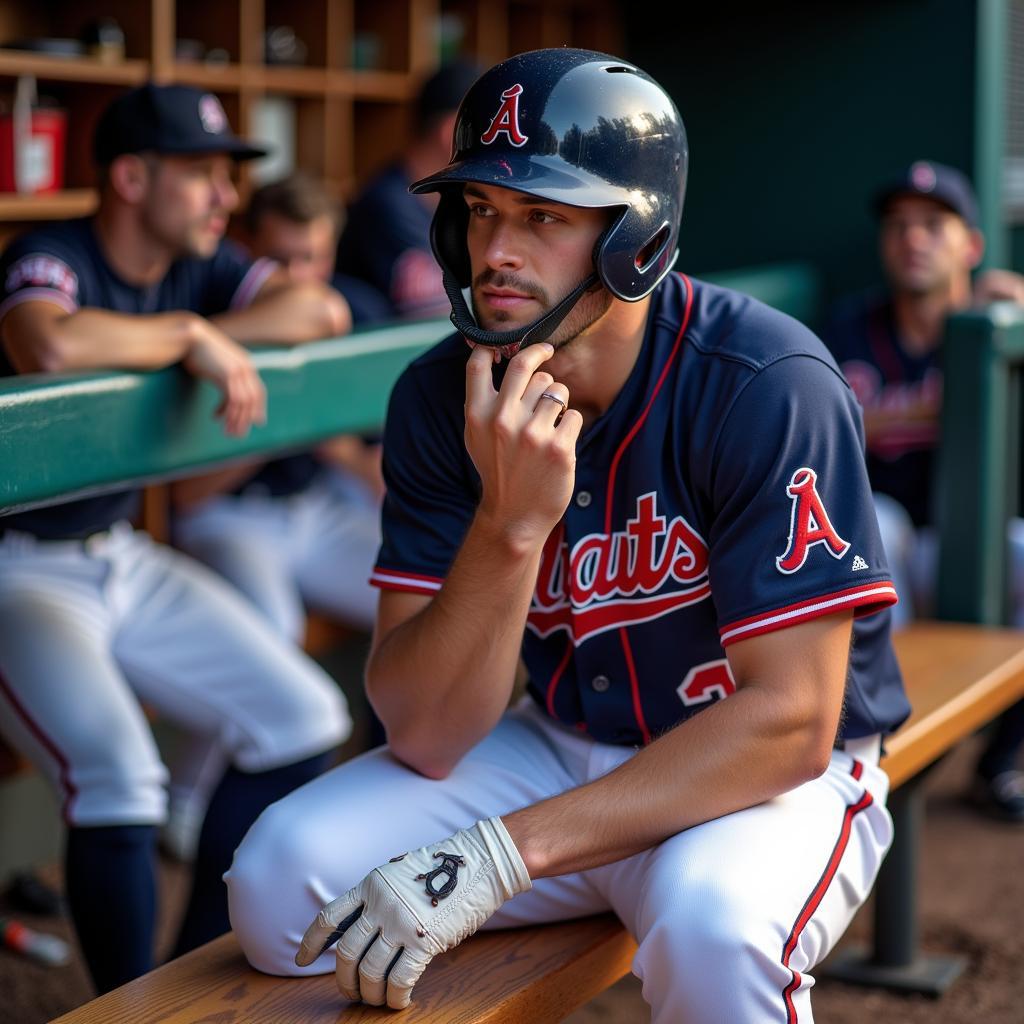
[295,816,531,1009]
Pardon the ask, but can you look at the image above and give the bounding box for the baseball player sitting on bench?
[227,50,910,1023]
[0,84,353,994]
[163,174,388,861]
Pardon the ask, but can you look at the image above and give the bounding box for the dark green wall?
[625,1,978,320]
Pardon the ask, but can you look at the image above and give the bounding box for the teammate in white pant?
[0,83,353,994]
[227,50,910,1022]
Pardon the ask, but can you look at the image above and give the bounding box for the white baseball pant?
[227,699,892,1023]
[173,469,381,641]
[0,522,351,826]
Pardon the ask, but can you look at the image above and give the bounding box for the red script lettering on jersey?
[527,492,710,645]
[775,467,850,574]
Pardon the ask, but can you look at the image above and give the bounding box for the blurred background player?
[335,60,481,319]
[0,83,353,993]
[245,171,391,323]
[166,173,389,859]
[824,160,1024,822]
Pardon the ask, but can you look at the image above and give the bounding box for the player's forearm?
[211,281,350,345]
[15,308,201,373]
[503,682,833,879]
[367,513,546,778]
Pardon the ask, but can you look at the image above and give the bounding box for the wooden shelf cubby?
[0,0,621,232]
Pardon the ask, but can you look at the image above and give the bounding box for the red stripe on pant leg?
[0,669,78,823]
[780,759,872,1021]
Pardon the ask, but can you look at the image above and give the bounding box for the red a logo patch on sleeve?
[481,84,529,148]
[775,467,850,574]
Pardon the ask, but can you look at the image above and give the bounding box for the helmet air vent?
[635,223,671,272]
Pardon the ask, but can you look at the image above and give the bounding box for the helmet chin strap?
[442,270,599,351]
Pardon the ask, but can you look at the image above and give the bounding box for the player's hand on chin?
[295,818,531,1008]
[464,342,582,548]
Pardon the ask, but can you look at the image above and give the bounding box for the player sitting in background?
[335,60,480,319]
[171,172,386,644]
[824,161,1024,823]
[165,173,389,860]
[226,50,909,1022]
[0,84,352,994]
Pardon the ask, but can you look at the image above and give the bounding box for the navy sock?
[65,824,157,993]
[978,697,1024,779]
[172,749,333,957]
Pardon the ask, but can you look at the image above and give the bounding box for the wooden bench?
[50,620,1024,1023]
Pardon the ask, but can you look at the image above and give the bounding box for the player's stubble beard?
[471,269,613,355]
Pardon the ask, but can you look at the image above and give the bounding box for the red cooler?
[0,106,67,193]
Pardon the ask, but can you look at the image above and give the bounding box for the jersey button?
[576,490,592,508]
[591,674,611,693]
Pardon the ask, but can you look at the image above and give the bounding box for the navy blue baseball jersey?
[0,218,275,539]
[371,273,909,744]
[823,292,940,527]
[335,163,448,319]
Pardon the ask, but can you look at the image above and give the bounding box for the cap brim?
[156,136,269,162]
[872,184,964,222]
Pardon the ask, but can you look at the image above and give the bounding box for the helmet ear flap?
[597,210,678,300]
[430,190,472,288]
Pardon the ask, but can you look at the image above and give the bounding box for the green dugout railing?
[936,302,1024,626]
[3,263,1020,631]
[0,261,822,518]
[0,317,449,516]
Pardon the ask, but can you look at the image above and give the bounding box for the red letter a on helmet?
[775,467,851,574]
[481,84,529,147]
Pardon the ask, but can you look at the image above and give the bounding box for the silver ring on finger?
[537,391,567,414]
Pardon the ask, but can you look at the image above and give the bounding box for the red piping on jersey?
[718,581,898,646]
[618,628,652,745]
[0,670,77,824]
[369,566,445,594]
[545,637,574,718]
[597,273,694,741]
[603,274,694,534]
[780,758,872,1021]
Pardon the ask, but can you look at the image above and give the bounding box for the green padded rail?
[0,261,822,517]
[0,318,449,516]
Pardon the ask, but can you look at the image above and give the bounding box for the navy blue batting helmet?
[410,48,688,350]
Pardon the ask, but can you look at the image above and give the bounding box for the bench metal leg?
[825,774,966,996]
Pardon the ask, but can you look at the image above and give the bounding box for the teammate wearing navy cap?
[227,50,908,1022]
[0,83,354,992]
[825,160,1024,822]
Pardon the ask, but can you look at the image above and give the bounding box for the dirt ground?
[1,734,1020,1024]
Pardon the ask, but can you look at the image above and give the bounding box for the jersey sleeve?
[199,239,278,315]
[370,362,479,595]
[0,234,86,325]
[706,354,898,646]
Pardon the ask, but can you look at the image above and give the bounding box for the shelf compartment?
[342,69,415,101]
[0,188,97,220]
[0,50,149,85]
[254,65,331,96]
[169,61,246,90]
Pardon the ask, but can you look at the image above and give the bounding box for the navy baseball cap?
[873,160,979,229]
[94,83,268,165]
